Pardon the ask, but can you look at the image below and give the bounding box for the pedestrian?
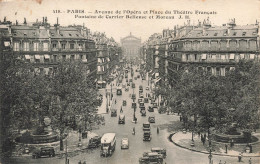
[115,99,117,104]
[202,136,205,145]
[225,144,228,153]
[120,106,123,113]
[223,162,226,164]
[249,158,252,164]
[78,160,82,164]
[249,144,253,153]
[230,139,234,147]
[238,152,242,162]
[201,134,203,142]
[198,131,201,137]
[133,127,135,135]
[219,160,222,164]
[180,115,182,122]
[157,127,159,134]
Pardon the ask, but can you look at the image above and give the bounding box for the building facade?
[143,19,260,85]
[0,17,121,88]
[121,32,141,62]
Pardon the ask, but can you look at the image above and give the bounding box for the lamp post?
[110,83,113,100]
[208,148,212,164]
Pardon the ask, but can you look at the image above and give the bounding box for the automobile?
[140,108,146,116]
[121,138,129,149]
[132,83,135,88]
[88,136,101,148]
[137,75,140,78]
[118,114,125,124]
[138,98,143,103]
[129,79,133,82]
[126,79,128,82]
[139,85,143,90]
[122,84,126,88]
[123,100,127,106]
[132,94,136,100]
[143,131,151,141]
[152,102,158,109]
[132,102,137,108]
[127,82,130,86]
[143,123,151,131]
[125,87,129,92]
[148,106,154,112]
[146,87,149,90]
[134,77,137,80]
[111,109,117,117]
[140,152,163,163]
[139,102,145,108]
[144,98,149,103]
[148,116,155,123]
[32,147,55,159]
[139,94,144,98]
[151,147,167,158]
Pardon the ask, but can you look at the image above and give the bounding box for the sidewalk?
[12,131,99,157]
[170,131,260,157]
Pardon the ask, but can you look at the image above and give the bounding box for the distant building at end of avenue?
[0,17,122,89]
[121,32,141,63]
[141,18,260,85]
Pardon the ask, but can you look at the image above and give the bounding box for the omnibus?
[100,133,116,157]
[117,87,122,95]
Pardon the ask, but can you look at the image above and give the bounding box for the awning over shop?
[240,54,245,59]
[4,41,10,47]
[82,59,88,63]
[24,55,30,59]
[97,81,102,84]
[35,55,40,59]
[250,54,255,59]
[201,54,207,59]
[229,54,235,59]
[102,81,106,84]
[44,54,50,59]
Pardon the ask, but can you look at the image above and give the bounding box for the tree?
[48,61,99,150]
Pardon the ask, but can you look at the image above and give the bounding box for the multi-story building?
[0,17,121,87]
[93,32,121,88]
[121,32,141,62]
[143,19,260,86]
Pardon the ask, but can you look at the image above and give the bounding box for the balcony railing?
[51,48,87,52]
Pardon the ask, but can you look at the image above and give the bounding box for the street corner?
[170,131,260,158]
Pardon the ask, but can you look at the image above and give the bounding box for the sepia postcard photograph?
[0,0,260,163]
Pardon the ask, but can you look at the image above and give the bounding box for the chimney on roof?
[16,20,18,25]
[227,18,236,35]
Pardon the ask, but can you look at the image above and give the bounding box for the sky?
[0,0,259,43]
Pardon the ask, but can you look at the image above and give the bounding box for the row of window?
[33,67,90,75]
[24,54,94,63]
[97,65,109,72]
[181,40,257,51]
[181,53,257,61]
[13,42,94,51]
[97,57,110,63]
[168,65,234,76]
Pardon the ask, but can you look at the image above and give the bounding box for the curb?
[169,133,260,158]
